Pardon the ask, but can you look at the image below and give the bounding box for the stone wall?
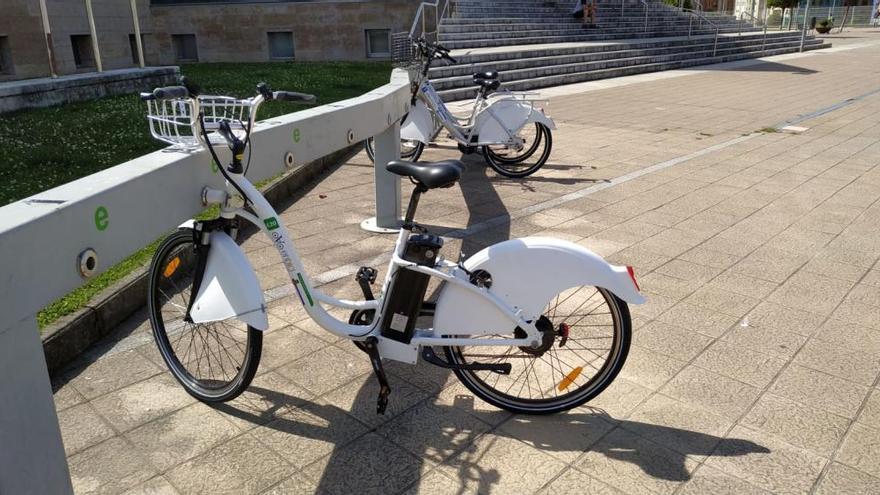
[44,0,155,74]
[0,0,51,81]
[1,0,417,82]
[149,0,418,63]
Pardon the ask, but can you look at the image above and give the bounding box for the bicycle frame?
[177,87,634,366]
[403,73,555,149]
[200,172,543,357]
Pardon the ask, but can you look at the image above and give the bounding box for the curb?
[42,144,362,375]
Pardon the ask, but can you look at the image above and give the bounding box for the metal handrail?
[407,0,454,42]
[640,0,649,32]
[739,10,768,53]
[682,8,719,56]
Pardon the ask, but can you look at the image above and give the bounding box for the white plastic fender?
[400,99,434,143]
[474,98,557,144]
[189,231,269,331]
[433,237,644,336]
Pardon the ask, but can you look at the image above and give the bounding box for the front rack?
[145,95,255,151]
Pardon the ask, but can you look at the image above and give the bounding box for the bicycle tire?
[147,228,262,402]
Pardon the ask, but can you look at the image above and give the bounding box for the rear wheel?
[147,228,262,402]
[364,137,425,163]
[483,122,552,178]
[446,286,630,414]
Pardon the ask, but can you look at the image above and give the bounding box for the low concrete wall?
[0,66,179,114]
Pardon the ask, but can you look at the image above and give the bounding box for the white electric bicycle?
[142,80,644,415]
[365,39,556,178]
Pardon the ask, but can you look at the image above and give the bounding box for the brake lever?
[256,82,273,100]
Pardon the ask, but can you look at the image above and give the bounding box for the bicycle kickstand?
[361,337,391,415]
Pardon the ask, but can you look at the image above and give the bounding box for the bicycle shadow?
[212,158,769,493]
[213,384,769,493]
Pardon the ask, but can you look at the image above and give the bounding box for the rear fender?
[189,232,269,331]
[433,237,644,336]
[474,98,557,144]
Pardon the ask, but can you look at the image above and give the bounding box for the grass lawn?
[0,61,391,328]
[0,61,391,205]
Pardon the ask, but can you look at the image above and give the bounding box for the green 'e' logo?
[95,206,109,231]
[292,128,301,143]
[264,217,280,230]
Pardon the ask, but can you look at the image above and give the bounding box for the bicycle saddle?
[474,78,501,92]
[472,71,501,92]
[473,71,498,81]
[387,160,465,189]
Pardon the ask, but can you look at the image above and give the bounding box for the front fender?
[400,100,433,143]
[189,232,269,331]
[433,237,644,336]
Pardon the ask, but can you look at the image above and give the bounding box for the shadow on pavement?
[716,61,819,75]
[215,385,769,493]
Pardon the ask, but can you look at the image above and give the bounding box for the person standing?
[582,0,598,26]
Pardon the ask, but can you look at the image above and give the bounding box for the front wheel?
[483,122,552,178]
[147,228,262,402]
[364,137,425,163]
[445,286,630,414]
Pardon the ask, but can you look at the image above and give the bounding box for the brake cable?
[199,112,251,205]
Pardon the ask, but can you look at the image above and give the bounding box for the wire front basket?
[144,97,199,150]
[145,95,255,151]
[391,32,419,69]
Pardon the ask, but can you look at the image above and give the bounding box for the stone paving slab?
[52,32,880,494]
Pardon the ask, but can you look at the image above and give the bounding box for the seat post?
[403,184,428,228]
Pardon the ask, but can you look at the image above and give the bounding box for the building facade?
[0,0,418,81]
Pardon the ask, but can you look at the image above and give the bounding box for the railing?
[0,69,414,494]
[682,8,719,57]
[407,0,455,44]
[740,10,768,54]
[679,0,703,13]
[640,0,649,32]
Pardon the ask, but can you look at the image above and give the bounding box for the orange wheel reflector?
[557,366,583,392]
[163,257,181,278]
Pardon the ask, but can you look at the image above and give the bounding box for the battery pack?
[381,234,443,343]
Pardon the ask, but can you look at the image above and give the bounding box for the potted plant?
[816,17,833,33]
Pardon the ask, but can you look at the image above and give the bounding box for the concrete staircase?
[432,0,830,100]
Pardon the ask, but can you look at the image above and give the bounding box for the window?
[71,34,95,69]
[0,37,12,75]
[365,29,391,58]
[129,34,146,65]
[172,34,198,62]
[267,32,294,60]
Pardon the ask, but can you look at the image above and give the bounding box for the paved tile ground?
[53,31,880,494]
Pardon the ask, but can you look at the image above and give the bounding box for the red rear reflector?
[627,266,640,292]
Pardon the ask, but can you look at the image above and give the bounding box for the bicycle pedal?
[355,267,377,300]
[356,266,377,284]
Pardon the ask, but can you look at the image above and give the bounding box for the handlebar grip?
[152,86,189,100]
[446,54,458,64]
[273,91,316,103]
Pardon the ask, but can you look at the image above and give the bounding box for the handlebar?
[273,91,316,103]
[256,82,316,103]
[140,85,189,101]
[414,38,457,64]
